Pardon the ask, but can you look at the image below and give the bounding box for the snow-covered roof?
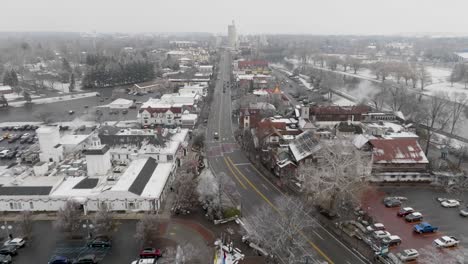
[370,139,429,164]
[289,131,321,162]
[0,85,12,92]
[60,134,90,146]
[109,98,133,106]
[456,52,468,59]
[181,113,198,121]
[141,163,173,198]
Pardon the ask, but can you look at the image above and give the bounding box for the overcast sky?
[1,0,467,35]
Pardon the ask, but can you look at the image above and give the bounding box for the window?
[29,202,34,209]
[9,202,22,210]
[167,155,173,161]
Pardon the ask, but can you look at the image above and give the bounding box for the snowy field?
[8,92,98,107]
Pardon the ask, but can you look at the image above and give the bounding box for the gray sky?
[1,0,467,35]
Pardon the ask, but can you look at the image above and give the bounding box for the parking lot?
[0,125,38,166]
[363,186,468,253]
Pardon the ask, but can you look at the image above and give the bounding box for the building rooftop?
[83,145,110,155]
[370,139,429,164]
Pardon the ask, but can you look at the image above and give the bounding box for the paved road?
[206,51,369,264]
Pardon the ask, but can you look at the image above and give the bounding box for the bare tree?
[421,93,450,155]
[418,64,431,90]
[418,245,466,264]
[242,196,317,263]
[349,57,362,74]
[325,56,340,71]
[54,201,82,236]
[448,92,468,134]
[298,139,372,214]
[192,132,205,150]
[34,111,54,124]
[18,211,33,239]
[135,214,159,246]
[175,240,202,264]
[173,166,199,210]
[92,204,115,236]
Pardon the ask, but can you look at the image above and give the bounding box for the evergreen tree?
[3,71,12,86]
[0,94,8,107]
[10,70,18,86]
[23,91,32,103]
[69,73,75,92]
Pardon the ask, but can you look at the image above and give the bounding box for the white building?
[36,126,63,163]
[228,21,238,49]
[84,145,112,176]
[138,96,199,127]
[108,98,133,109]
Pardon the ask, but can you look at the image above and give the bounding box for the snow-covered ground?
[8,92,98,107]
[4,93,40,101]
[332,96,356,106]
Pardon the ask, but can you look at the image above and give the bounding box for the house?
[309,105,371,122]
[237,60,269,74]
[138,96,199,127]
[108,98,133,109]
[455,51,468,63]
[239,102,276,129]
[335,122,363,137]
[0,86,12,95]
[130,80,166,94]
[289,131,321,163]
[368,139,430,182]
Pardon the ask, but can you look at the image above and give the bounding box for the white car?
[397,249,419,261]
[433,236,459,248]
[4,237,26,247]
[460,208,468,217]
[373,230,391,240]
[441,199,460,208]
[20,133,30,139]
[366,223,385,232]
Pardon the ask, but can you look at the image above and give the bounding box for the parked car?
[48,255,72,264]
[397,207,414,217]
[131,259,157,264]
[0,254,11,264]
[3,238,26,248]
[87,235,111,248]
[366,223,385,232]
[441,199,460,208]
[139,247,162,258]
[0,150,10,158]
[68,110,75,115]
[373,230,391,240]
[72,254,97,264]
[433,236,459,248]
[384,199,402,208]
[0,245,17,256]
[460,207,468,217]
[414,222,438,234]
[384,196,408,202]
[382,235,402,247]
[405,212,423,222]
[396,249,419,262]
[213,132,219,140]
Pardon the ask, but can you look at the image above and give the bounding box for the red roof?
[311,105,370,115]
[369,139,428,164]
[238,60,269,69]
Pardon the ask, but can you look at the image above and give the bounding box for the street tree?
[135,214,159,246]
[54,201,82,236]
[92,204,115,236]
[192,132,205,150]
[349,57,362,74]
[325,56,340,71]
[175,241,202,264]
[0,95,8,107]
[173,165,199,210]
[23,91,32,103]
[242,196,317,263]
[298,139,372,214]
[18,211,33,238]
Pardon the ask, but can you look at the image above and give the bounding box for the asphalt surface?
[206,51,369,264]
[9,220,140,264]
[0,87,148,124]
[364,187,468,251]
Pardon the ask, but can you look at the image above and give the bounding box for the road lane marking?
[261,184,269,191]
[249,164,285,195]
[226,157,334,264]
[233,163,251,166]
[223,156,247,190]
[313,230,324,240]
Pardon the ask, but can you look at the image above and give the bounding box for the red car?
[397,207,414,217]
[139,247,162,258]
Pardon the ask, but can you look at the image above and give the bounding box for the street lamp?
[82,220,94,239]
[1,221,13,240]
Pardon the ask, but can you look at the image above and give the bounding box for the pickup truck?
[414,222,438,234]
[433,236,459,248]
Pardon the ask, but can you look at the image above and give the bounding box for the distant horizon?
[2,0,468,36]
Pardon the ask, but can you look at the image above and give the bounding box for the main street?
[205,50,369,264]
